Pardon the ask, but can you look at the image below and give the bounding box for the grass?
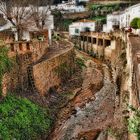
[0,95,52,140]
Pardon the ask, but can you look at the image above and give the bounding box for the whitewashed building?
[103,3,140,33]
[69,19,96,36]
[0,6,54,43]
[103,12,120,33]
[51,0,87,13]
[120,3,140,29]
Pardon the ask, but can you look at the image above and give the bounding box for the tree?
[137,18,140,29]
[130,18,140,29]
[0,0,53,40]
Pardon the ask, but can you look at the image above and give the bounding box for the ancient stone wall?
[2,40,48,95]
[8,41,48,62]
[2,52,33,95]
[2,41,74,96]
[32,47,74,95]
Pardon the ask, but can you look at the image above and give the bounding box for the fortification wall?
[32,47,74,95]
[2,41,74,96]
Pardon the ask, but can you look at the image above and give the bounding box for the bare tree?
[0,0,53,40]
[31,0,53,30]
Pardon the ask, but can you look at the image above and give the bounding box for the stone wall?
[2,40,48,95]
[2,52,33,95]
[8,41,48,62]
[2,41,74,96]
[32,47,74,95]
[126,35,140,108]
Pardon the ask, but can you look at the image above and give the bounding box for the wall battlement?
[7,40,48,62]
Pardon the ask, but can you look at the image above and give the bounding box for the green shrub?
[75,57,86,69]
[128,105,140,139]
[0,95,52,140]
[137,19,140,29]
[130,18,140,29]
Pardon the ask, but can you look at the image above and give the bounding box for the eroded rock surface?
[49,57,116,140]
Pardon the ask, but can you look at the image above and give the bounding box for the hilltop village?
[0,0,140,140]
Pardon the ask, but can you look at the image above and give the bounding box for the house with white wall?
[51,0,87,13]
[0,6,54,43]
[120,3,140,29]
[103,12,120,33]
[69,19,96,36]
[103,3,140,33]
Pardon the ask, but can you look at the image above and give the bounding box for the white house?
[103,3,140,33]
[69,19,96,36]
[103,12,120,33]
[51,0,87,13]
[0,6,54,43]
[78,0,89,2]
[120,4,140,29]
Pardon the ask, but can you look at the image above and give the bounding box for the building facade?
[103,13,120,33]
[69,19,96,36]
[0,6,54,43]
[103,3,140,33]
[51,0,87,13]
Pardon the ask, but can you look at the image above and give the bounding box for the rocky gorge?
[47,51,118,140]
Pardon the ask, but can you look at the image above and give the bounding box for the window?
[105,40,111,47]
[98,39,103,46]
[75,29,79,34]
[88,37,91,43]
[93,38,96,44]
[84,27,90,32]
[19,43,22,51]
[81,36,84,41]
[26,43,30,50]
[11,44,14,52]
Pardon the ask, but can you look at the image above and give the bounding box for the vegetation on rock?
[128,106,140,139]
[89,3,120,17]
[75,57,86,70]
[0,95,52,140]
[0,41,13,96]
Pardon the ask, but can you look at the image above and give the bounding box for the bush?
[75,57,86,69]
[137,19,140,29]
[130,18,140,29]
[128,105,140,139]
[0,95,52,140]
